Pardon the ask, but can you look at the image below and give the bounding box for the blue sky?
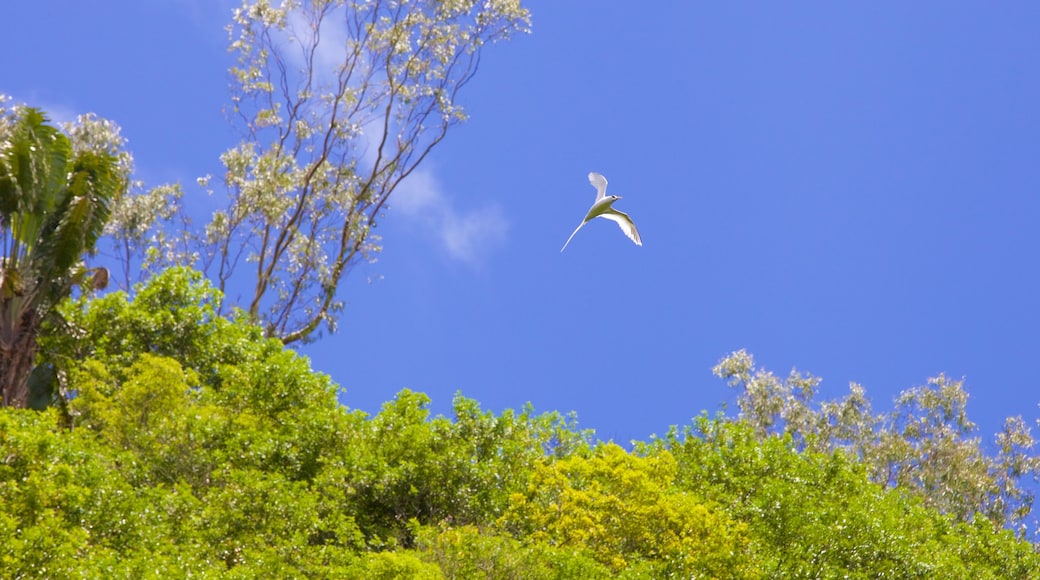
[4,1,1040,446]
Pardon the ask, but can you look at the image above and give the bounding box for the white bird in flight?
[560,172,642,252]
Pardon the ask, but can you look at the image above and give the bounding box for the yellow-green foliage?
[415,524,614,579]
[500,443,758,578]
[342,551,443,579]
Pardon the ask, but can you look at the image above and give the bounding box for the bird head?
[610,195,622,200]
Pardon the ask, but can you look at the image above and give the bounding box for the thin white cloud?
[36,102,80,126]
[394,167,508,265]
[165,0,238,31]
[265,6,506,264]
[393,169,440,214]
[1,94,80,126]
[284,8,351,77]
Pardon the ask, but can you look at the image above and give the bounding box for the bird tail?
[560,222,584,252]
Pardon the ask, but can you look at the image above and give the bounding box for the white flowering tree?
[113,0,529,344]
[713,349,1040,534]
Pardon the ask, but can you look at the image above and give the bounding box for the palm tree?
[0,107,122,408]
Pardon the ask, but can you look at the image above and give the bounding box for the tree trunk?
[0,312,39,408]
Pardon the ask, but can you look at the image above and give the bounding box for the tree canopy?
[2,268,1039,577]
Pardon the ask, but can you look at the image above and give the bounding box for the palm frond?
[0,108,72,265]
[36,150,121,286]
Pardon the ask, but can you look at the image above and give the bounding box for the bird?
[560,172,642,252]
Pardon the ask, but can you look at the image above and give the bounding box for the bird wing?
[588,172,608,201]
[599,209,642,246]
[560,219,589,252]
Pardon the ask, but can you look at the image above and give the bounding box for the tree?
[0,104,124,408]
[340,389,592,548]
[657,415,1040,578]
[712,349,1040,533]
[112,0,530,344]
[498,443,758,577]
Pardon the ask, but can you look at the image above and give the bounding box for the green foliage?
[336,388,593,548]
[341,550,443,579]
[4,272,1040,575]
[7,269,369,574]
[4,267,599,574]
[0,409,213,576]
[69,355,206,486]
[49,266,259,387]
[655,415,1040,578]
[415,524,614,579]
